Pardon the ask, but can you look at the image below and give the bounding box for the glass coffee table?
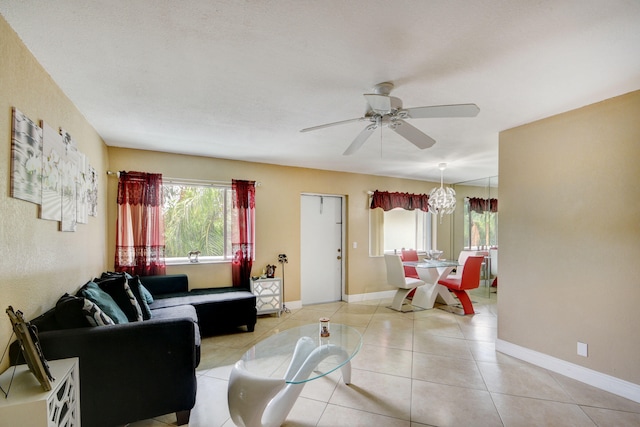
[228,323,362,427]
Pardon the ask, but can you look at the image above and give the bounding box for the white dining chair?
[489,248,498,288]
[384,254,425,311]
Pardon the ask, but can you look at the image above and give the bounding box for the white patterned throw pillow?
[82,299,115,326]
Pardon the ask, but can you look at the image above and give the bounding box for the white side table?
[0,357,80,427]
[251,277,283,317]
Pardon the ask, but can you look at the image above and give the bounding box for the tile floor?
[130,290,640,426]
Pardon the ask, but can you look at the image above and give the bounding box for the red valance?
[116,171,163,207]
[468,197,498,213]
[370,190,430,212]
[232,179,256,209]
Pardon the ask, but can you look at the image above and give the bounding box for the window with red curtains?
[115,171,166,276]
[231,179,256,289]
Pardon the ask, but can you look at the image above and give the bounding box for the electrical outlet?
[577,342,588,357]
[353,242,357,249]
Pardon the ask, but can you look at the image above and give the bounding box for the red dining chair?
[438,256,484,315]
[401,249,420,299]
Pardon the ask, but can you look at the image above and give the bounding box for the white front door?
[300,194,343,305]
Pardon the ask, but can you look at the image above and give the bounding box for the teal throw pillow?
[78,281,129,324]
[140,283,154,304]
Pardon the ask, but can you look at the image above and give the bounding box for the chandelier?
[428,163,456,222]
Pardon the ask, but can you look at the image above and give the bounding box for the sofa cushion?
[81,298,115,326]
[149,288,255,310]
[55,293,91,329]
[30,308,61,332]
[150,304,198,323]
[95,275,143,322]
[140,283,154,304]
[125,275,153,320]
[78,281,129,324]
[149,288,256,336]
[101,271,153,318]
[139,274,188,296]
[150,305,200,348]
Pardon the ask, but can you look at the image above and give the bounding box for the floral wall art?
[10,107,97,232]
[11,108,43,204]
[41,122,64,221]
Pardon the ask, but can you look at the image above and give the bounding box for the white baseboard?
[345,290,396,303]
[283,300,302,310]
[496,339,640,403]
[284,290,394,310]
[286,290,395,308]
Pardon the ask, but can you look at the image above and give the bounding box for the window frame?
[369,206,434,257]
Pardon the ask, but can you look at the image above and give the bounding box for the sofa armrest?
[30,318,197,427]
[140,274,189,296]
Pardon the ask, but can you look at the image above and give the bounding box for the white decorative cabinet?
[0,357,80,427]
[251,277,282,317]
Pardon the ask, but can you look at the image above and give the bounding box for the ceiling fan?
[300,82,480,155]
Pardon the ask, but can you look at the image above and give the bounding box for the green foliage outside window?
[463,202,498,250]
[162,184,231,259]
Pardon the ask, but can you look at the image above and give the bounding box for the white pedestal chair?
[384,254,426,311]
[489,248,498,289]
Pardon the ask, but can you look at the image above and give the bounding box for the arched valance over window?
[468,197,498,213]
[370,190,430,212]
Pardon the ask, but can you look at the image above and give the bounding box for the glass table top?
[240,323,362,384]
[403,259,460,268]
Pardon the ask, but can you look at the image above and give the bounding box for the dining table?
[403,259,460,309]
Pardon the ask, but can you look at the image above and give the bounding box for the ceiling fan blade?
[300,117,366,133]
[343,123,377,155]
[391,120,436,149]
[404,103,480,119]
[364,94,391,114]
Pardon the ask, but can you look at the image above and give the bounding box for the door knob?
[337,256,342,260]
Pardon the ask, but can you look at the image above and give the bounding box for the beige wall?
[107,147,440,300]
[498,90,640,384]
[0,17,109,371]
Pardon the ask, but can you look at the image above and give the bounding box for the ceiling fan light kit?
[301,82,479,155]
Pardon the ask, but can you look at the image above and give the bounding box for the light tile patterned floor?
[130,290,640,426]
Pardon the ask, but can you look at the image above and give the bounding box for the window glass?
[162,182,232,263]
[369,208,432,256]
[463,199,498,250]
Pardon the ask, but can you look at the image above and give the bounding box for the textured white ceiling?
[2,0,639,183]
